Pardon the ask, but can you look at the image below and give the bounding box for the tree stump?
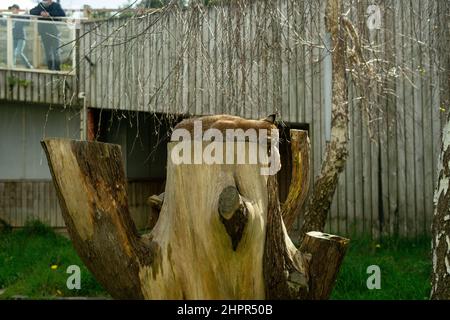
[299,231,349,299]
[41,119,349,300]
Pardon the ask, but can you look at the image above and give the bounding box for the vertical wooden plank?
[123,18,132,112]
[53,74,59,105]
[0,182,5,224]
[383,0,396,238]
[78,22,85,107]
[346,75,356,236]
[241,1,250,118]
[205,7,214,116]
[44,181,51,226]
[36,181,40,225]
[50,183,59,227]
[42,181,48,225]
[165,12,173,114]
[195,10,202,116]
[15,180,22,226]
[302,0,316,216]
[136,17,142,113]
[0,71,6,100]
[226,5,233,115]
[142,14,149,112]
[26,181,34,222]
[410,0,425,237]
[255,3,263,119]
[122,18,130,112]
[430,1,442,195]
[32,180,38,224]
[236,4,244,118]
[404,0,417,238]
[422,0,435,236]
[18,72,25,101]
[362,114,372,237]
[111,19,119,110]
[429,0,441,235]
[288,0,297,122]
[296,0,306,124]
[38,181,44,225]
[10,71,17,101]
[20,181,26,226]
[118,19,125,111]
[25,72,32,103]
[353,84,364,236]
[0,71,5,100]
[368,5,380,241]
[99,21,106,111]
[6,183,15,226]
[311,0,321,182]
[394,0,407,237]
[250,2,257,119]
[281,0,289,122]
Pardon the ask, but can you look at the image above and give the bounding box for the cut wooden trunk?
[41,126,348,299]
[281,130,310,231]
[299,231,349,299]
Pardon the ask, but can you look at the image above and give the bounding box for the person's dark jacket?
[30,2,66,37]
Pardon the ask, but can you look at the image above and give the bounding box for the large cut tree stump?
[41,118,348,300]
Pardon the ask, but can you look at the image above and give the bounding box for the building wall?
[0,102,80,227]
[0,104,167,230]
[0,103,80,179]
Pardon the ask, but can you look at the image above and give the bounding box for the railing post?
[32,17,40,69]
[322,32,332,143]
[80,92,87,141]
[72,21,78,72]
[6,16,13,68]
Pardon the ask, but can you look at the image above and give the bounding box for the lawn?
[331,236,431,299]
[0,221,108,299]
[0,221,432,299]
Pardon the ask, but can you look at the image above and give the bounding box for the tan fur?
[172,115,276,140]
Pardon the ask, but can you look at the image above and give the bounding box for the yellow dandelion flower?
[50,264,58,270]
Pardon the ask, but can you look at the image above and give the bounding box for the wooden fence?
[0,0,448,238]
[0,69,77,106]
[0,179,164,230]
[76,0,449,238]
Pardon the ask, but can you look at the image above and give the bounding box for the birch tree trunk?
[299,0,349,241]
[431,117,450,299]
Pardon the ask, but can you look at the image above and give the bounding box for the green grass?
[0,221,108,299]
[0,221,432,299]
[331,236,432,300]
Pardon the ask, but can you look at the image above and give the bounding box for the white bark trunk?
[431,118,450,299]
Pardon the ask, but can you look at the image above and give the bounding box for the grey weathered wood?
[0,179,165,229]
[0,0,446,238]
[0,70,76,106]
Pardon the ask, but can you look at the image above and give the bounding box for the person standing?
[30,0,65,71]
[9,4,33,69]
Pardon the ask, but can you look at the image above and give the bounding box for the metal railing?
[0,14,82,74]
